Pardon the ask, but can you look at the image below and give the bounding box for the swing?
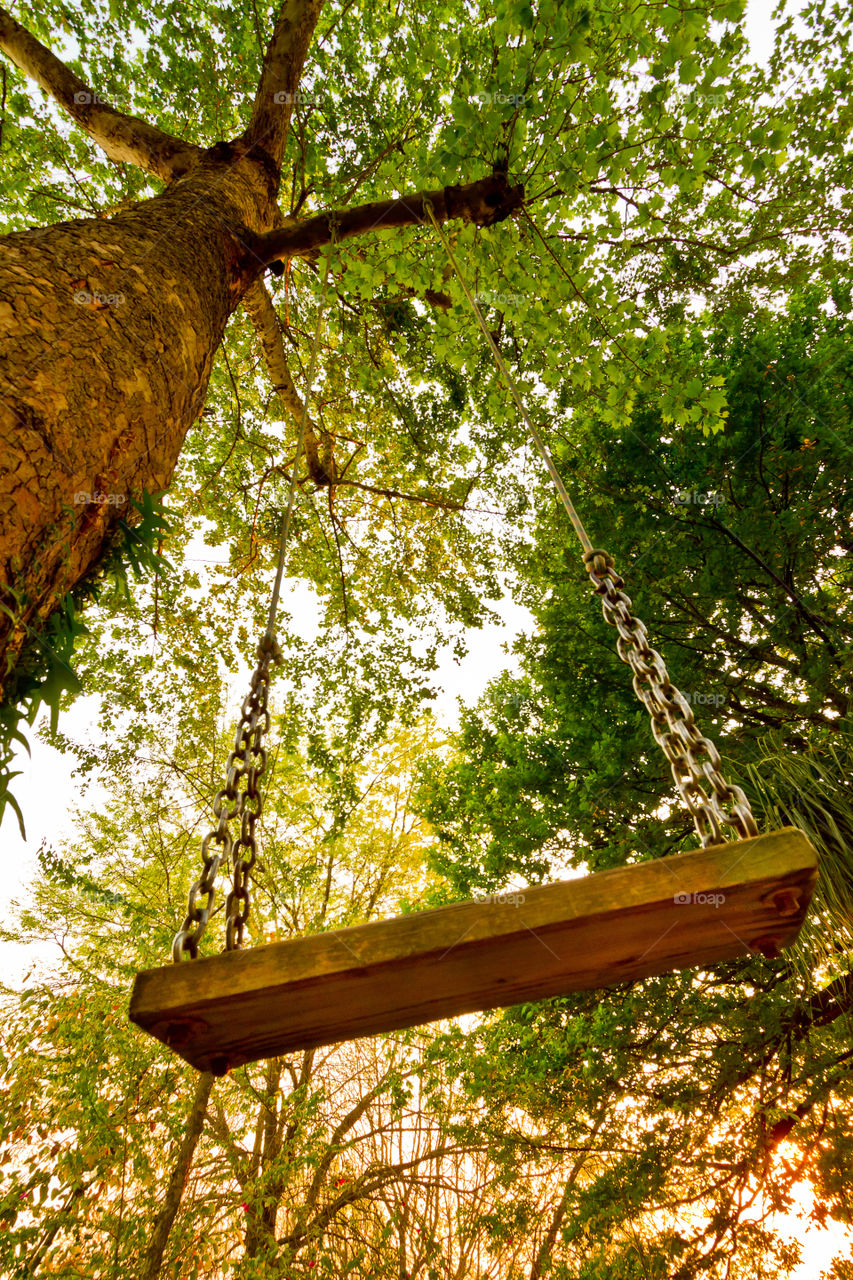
[128,214,818,1076]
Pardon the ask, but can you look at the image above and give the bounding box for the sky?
[2,0,851,1271]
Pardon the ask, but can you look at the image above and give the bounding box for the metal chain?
[224,634,277,951]
[172,634,279,960]
[172,233,336,962]
[424,204,760,848]
[584,548,759,847]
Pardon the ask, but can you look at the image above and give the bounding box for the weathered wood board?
[129,827,817,1074]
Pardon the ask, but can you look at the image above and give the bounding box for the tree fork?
[0,164,522,695]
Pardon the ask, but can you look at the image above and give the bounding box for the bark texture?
[0,146,278,676]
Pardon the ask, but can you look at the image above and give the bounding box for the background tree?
[414,284,853,1276]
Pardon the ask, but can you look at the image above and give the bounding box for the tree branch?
[241,0,325,175]
[335,478,470,513]
[242,279,333,484]
[707,967,853,1115]
[529,1099,612,1280]
[141,1071,214,1280]
[703,514,838,654]
[244,173,525,267]
[0,5,200,181]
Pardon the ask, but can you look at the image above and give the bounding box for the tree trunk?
[0,144,277,688]
[243,1057,285,1260]
[141,1070,214,1280]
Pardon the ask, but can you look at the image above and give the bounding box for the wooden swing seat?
[129,827,817,1075]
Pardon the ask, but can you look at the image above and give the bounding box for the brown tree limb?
[140,1071,214,1280]
[335,478,471,513]
[0,5,200,181]
[240,0,326,174]
[703,967,853,1119]
[244,1057,286,1258]
[245,173,525,266]
[529,1100,612,1280]
[702,514,838,654]
[281,1143,479,1251]
[301,1071,403,1219]
[242,285,483,511]
[242,279,333,484]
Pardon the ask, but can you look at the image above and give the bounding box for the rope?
[423,202,593,556]
[265,236,335,638]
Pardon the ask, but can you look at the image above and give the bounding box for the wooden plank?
[129,827,817,1074]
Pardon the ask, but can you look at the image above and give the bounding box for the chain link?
[172,634,280,961]
[584,549,759,848]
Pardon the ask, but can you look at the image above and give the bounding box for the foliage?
[417,291,853,895]
[0,494,171,836]
[0,0,852,1275]
[747,729,853,976]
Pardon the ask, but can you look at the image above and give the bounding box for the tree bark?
[243,1057,285,1259]
[0,146,278,682]
[141,1071,214,1280]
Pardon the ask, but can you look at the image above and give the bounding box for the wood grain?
[129,827,818,1074]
